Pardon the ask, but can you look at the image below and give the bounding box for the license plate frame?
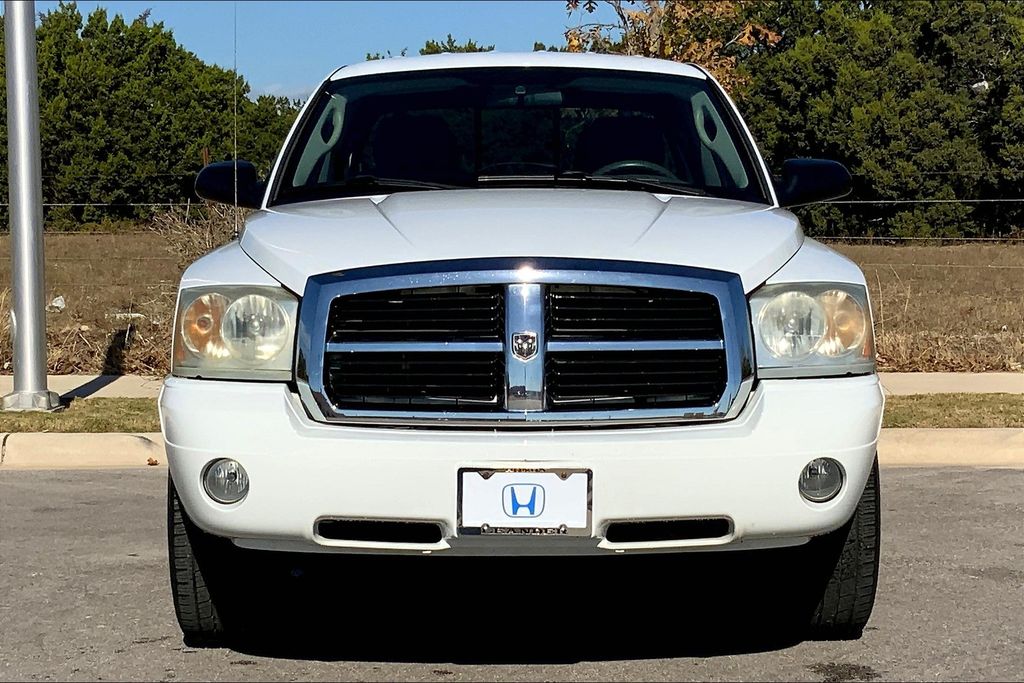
[457,467,593,537]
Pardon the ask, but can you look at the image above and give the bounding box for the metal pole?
[3,0,59,411]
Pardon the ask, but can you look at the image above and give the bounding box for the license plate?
[458,468,592,536]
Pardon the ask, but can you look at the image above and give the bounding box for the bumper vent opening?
[605,518,731,544]
[316,519,444,544]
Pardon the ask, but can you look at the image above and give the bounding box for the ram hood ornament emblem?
[511,332,538,361]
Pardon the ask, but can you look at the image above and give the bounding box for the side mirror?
[776,159,852,208]
[195,160,265,209]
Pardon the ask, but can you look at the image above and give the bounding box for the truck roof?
[328,51,708,82]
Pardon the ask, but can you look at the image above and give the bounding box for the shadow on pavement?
[215,549,824,663]
[62,374,123,400]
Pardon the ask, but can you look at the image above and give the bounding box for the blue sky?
[29,1,616,100]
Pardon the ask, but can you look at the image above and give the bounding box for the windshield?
[271,67,770,205]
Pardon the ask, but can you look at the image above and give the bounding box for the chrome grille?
[297,258,754,427]
[547,285,722,341]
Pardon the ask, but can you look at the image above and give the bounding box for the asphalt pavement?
[1,467,1022,682]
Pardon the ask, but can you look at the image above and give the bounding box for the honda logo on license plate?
[502,484,545,518]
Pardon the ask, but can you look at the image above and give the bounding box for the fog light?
[799,458,844,503]
[203,459,249,504]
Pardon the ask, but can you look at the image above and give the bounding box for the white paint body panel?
[241,190,803,294]
[179,241,279,289]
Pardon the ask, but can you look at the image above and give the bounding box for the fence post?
[3,0,59,412]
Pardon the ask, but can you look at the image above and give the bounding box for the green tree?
[366,35,492,62]
[0,1,299,229]
[420,34,494,55]
[741,0,1024,237]
[532,41,568,52]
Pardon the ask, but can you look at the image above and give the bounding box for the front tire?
[807,457,881,640]
[167,477,229,646]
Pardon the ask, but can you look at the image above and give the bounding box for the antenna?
[232,0,239,238]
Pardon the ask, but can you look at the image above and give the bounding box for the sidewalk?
[2,372,1021,400]
[879,372,1024,396]
[0,375,163,399]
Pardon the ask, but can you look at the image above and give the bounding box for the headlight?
[222,294,291,362]
[173,286,298,380]
[757,291,826,361]
[816,289,867,357]
[749,283,875,378]
[181,293,231,358]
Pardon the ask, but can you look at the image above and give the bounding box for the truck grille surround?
[297,258,754,428]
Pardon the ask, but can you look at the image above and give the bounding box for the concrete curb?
[878,428,1024,468]
[0,429,1022,470]
[0,432,166,470]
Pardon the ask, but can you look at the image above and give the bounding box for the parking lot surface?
[1,467,1021,681]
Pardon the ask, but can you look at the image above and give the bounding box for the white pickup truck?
[164,52,883,644]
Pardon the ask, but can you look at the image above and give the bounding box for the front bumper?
[160,375,883,555]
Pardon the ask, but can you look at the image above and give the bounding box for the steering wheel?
[478,161,558,175]
[593,159,676,179]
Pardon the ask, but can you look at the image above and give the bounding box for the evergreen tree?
[0,1,299,228]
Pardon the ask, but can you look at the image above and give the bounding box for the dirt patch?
[808,662,882,683]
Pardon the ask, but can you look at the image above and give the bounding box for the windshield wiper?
[345,175,460,191]
[553,171,706,196]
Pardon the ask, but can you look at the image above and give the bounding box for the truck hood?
[241,189,802,294]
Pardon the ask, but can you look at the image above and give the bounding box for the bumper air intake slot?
[316,519,444,544]
[604,518,731,543]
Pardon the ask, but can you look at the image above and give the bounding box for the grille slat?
[547,350,727,409]
[548,285,722,341]
[327,286,503,343]
[324,351,504,410]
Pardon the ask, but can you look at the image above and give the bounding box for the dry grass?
[0,232,181,376]
[883,393,1024,428]
[829,243,1024,372]
[0,224,1020,376]
[149,203,243,269]
[0,397,160,433]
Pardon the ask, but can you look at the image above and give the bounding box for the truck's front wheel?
[167,477,231,646]
[806,457,881,640]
